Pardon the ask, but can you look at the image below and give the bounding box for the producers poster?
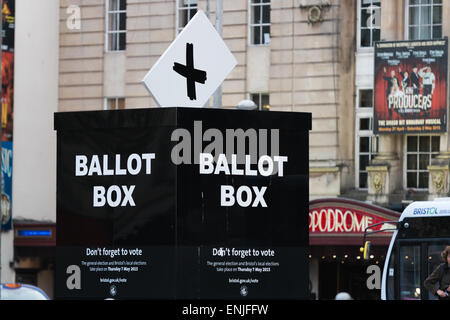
[374,39,448,134]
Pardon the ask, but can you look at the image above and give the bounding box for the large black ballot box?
[54,107,311,300]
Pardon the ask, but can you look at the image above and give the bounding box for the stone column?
[366,135,401,206]
[380,0,404,41]
[442,0,450,37]
[366,166,389,205]
[428,138,450,199]
[428,165,449,199]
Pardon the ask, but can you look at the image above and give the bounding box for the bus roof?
[400,199,450,220]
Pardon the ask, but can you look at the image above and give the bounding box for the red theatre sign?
[309,198,401,246]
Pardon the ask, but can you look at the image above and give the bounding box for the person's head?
[391,70,396,77]
[413,65,418,73]
[392,78,399,87]
[404,71,409,78]
[441,246,450,264]
[426,66,431,73]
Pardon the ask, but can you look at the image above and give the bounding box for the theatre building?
[309,198,400,300]
[304,0,450,299]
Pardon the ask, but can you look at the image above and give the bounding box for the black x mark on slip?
[173,43,207,101]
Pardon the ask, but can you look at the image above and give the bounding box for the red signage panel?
[309,206,393,234]
[309,198,401,246]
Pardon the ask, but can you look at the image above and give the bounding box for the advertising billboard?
[374,39,448,134]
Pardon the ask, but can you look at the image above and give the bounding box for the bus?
[363,198,450,300]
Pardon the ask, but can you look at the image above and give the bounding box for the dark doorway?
[338,261,381,300]
[312,245,385,300]
[318,261,338,300]
[318,260,382,300]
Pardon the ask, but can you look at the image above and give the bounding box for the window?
[250,93,270,111]
[177,0,198,33]
[359,0,381,48]
[359,89,373,108]
[356,89,378,189]
[105,97,125,110]
[106,0,127,51]
[407,0,442,40]
[249,0,270,45]
[357,117,378,189]
[399,245,421,300]
[406,135,440,189]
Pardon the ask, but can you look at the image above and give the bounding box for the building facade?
[58,0,356,195]
[60,0,450,206]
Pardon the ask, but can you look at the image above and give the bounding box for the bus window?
[427,244,447,300]
[386,250,395,300]
[399,245,421,300]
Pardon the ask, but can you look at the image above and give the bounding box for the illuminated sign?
[16,229,52,238]
[309,206,395,234]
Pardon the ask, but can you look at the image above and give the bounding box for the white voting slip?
[142,10,237,107]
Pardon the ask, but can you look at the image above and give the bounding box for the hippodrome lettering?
[309,208,374,233]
